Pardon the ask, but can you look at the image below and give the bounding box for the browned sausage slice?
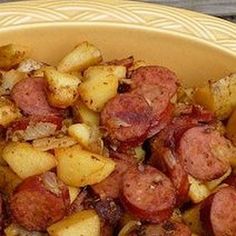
[131,66,178,98]
[131,84,173,137]
[200,186,236,236]
[143,221,191,236]
[101,93,152,147]
[10,172,70,231]
[11,77,59,116]
[121,165,176,223]
[178,126,231,181]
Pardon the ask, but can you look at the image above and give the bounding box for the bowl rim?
[0,0,236,56]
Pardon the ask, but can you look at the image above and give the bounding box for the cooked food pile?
[0,42,236,236]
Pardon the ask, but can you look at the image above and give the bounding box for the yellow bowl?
[0,0,236,87]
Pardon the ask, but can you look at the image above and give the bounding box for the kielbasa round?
[131,66,178,98]
[10,172,70,231]
[121,165,176,223]
[200,186,236,236]
[11,77,59,116]
[101,93,152,147]
[178,126,231,181]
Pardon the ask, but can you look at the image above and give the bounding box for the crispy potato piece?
[182,205,204,235]
[73,99,100,126]
[68,123,103,154]
[68,186,80,204]
[2,142,57,179]
[56,145,115,187]
[0,44,28,70]
[32,136,77,151]
[47,210,100,236]
[177,87,194,104]
[83,65,126,82]
[78,70,118,112]
[0,97,22,127]
[45,67,81,108]
[17,58,44,73]
[205,167,232,191]
[226,108,236,145]
[0,166,22,194]
[57,42,102,73]
[0,69,26,95]
[194,73,236,120]
[188,176,210,203]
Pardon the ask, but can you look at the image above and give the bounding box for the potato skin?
[45,67,81,108]
[194,73,236,120]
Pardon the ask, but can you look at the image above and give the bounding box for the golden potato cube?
[188,176,210,203]
[2,142,57,179]
[47,210,100,236]
[45,67,81,108]
[83,65,126,82]
[0,166,22,194]
[194,74,236,120]
[73,99,100,126]
[0,97,22,127]
[56,145,115,187]
[68,123,92,148]
[57,41,102,73]
[78,73,118,112]
[0,139,7,166]
[0,44,28,70]
[182,205,204,235]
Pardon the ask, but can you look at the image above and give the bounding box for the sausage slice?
[121,165,176,223]
[11,77,59,116]
[10,172,70,231]
[178,126,231,181]
[200,186,236,236]
[101,93,152,147]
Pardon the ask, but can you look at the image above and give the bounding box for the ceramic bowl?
[0,0,236,87]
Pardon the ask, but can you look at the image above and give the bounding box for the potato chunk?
[2,142,57,179]
[68,123,103,154]
[47,210,100,236]
[194,73,236,120]
[78,67,119,112]
[182,205,204,235]
[0,166,22,194]
[73,99,100,126]
[0,44,28,69]
[83,65,126,82]
[56,145,115,187]
[57,41,102,73]
[0,97,22,127]
[45,67,81,108]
